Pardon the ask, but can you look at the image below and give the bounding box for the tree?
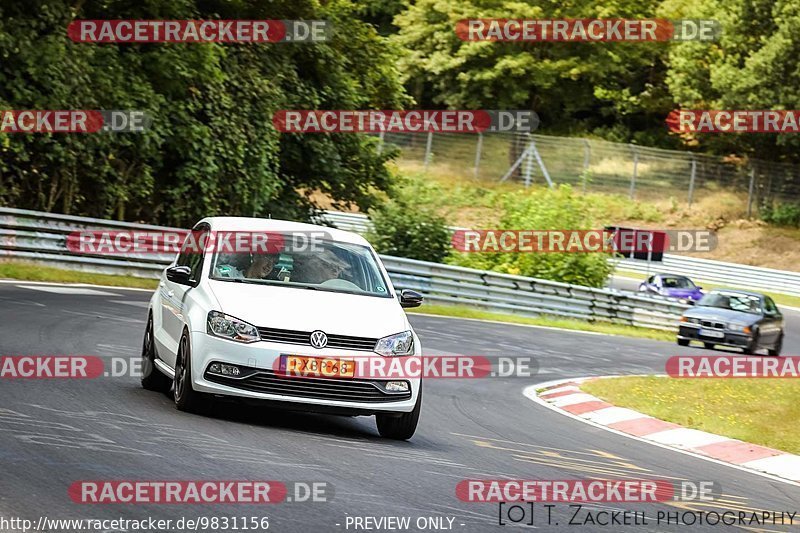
[664,0,800,162]
[392,0,676,146]
[0,0,409,226]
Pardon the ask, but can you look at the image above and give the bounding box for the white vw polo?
[141,217,424,439]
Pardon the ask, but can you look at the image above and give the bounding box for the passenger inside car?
[292,250,351,285]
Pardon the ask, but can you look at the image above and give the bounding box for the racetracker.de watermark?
[667,110,800,133]
[456,19,720,42]
[68,480,332,504]
[270,355,538,379]
[66,230,330,255]
[0,110,150,133]
[456,479,720,502]
[68,20,329,43]
[667,356,800,378]
[272,110,538,133]
[451,229,717,253]
[0,356,104,379]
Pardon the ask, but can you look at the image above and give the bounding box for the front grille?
[256,327,377,351]
[205,369,411,403]
[700,320,725,329]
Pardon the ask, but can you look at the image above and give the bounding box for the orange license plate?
[283,355,355,378]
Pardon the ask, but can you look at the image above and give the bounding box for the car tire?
[703,342,715,350]
[376,387,422,440]
[744,333,760,356]
[768,334,783,357]
[174,331,204,412]
[677,338,690,347]
[141,313,171,392]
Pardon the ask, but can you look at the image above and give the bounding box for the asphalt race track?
[1,281,799,532]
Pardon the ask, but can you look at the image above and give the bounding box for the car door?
[760,296,783,345]
[160,225,208,367]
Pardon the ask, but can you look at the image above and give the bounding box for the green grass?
[614,268,800,308]
[0,261,158,289]
[406,303,674,341]
[582,376,800,455]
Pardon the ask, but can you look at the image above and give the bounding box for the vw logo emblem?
[309,330,328,349]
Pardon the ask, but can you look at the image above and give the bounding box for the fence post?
[531,139,554,188]
[747,166,756,218]
[629,145,639,199]
[499,142,531,183]
[424,131,433,171]
[523,137,534,187]
[473,133,483,179]
[582,139,590,193]
[688,156,697,206]
[377,130,385,156]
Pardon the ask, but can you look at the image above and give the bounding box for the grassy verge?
[582,376,800,455]
[406,303,674,342]
[0,261,158,289]
[614,268,800,308]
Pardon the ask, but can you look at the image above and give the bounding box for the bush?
[761,202,800,227]
[366,197,451,263]
[447,185,614,287]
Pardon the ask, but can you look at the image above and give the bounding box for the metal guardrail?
[321,210,800,298]
[380,256,688,330]
[0,207,688,330]
[615,255,800,297]
[317,210,371,234]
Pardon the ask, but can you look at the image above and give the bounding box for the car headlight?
[680,316,700,324]
[727,323,751,334]
[375,330,414,356]
[207,311,260,343]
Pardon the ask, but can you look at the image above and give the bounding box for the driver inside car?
[245,252,280,280]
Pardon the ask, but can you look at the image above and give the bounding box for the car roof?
[194,216,371,247]
[707,288,765,298]
[654,273,691,279]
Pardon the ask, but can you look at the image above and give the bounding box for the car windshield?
[697,292,762,314]
[661,276,695,289]
[209,236,391,298]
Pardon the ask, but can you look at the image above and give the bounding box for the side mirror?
[696,286,703,291]
[399,289,423,309]
[166,265,193,285]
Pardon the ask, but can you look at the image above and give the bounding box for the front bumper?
[188,331,421,414]
[678,324,752,348]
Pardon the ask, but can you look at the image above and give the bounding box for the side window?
[764,297,778,314]
[176,226,208,283]
[646,276,654,284]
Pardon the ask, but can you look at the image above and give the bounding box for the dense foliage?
[664,0,800,161]
[3,0,799,229]
[366,188,451,263]
[0,0,407,226]
[394,0,800,162]
[761,202,800,228]
[447,186,615,287]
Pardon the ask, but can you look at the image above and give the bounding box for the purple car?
[639,273,704,304]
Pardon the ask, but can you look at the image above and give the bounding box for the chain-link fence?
[380,131,800,215]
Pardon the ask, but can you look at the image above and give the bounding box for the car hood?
[684,306,759,324]
[207,280,409,338]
